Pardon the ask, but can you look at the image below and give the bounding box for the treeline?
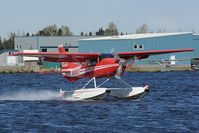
[81,22,119,36]
[0,24,73,50]
[0,33,15,50]
[36,24,73,36]
[0,23,165,50]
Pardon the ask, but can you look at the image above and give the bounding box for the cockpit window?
[99,53,114,61]
[87,58,97,66]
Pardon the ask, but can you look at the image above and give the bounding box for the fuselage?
[61,57,125,82]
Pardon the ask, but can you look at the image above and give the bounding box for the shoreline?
[126,64,192,72]
[0,65,193,74]
[0,66,59,74]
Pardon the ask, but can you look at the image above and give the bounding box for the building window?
[133,44,144,50]
[139,44,144,50]
[42,48,47,52]
[133,45,138,50]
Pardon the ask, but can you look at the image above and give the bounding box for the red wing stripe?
[118,48,194,59]
[10,48,193,62]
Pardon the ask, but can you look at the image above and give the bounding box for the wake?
[0,90,61,101]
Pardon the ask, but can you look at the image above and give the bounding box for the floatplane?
[10,45,193,100]
[147,56,193,71]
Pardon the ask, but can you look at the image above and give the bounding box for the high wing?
[11,45,100,62]
[118,48,194,60]
[11,52,100,62]
[11,46,193,62]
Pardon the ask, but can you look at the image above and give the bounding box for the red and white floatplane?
[11,45,193,100]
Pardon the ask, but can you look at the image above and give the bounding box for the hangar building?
[79,32,199,66]
[1,32,197,70]
[13,36,92,68]
[14,36,87,52]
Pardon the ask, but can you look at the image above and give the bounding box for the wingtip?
[189,48,194,51]
[182,48,194,52]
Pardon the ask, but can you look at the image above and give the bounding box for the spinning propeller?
[111,49,126,79]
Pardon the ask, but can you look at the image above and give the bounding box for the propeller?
[111,49,126,79]
[115,60,125,79]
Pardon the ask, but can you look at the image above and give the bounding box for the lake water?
[0,72,199,132]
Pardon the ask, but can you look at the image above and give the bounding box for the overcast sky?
[0,0,198,38]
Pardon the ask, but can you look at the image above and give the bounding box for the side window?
[87,59,97,66]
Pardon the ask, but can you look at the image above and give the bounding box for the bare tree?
[36,24,72,36]
[105,22,118,36]
[60,25,73,36]
[0,36,3,50]
[136,24,150,34]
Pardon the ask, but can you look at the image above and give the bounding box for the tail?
[58,45,67,53]
[58,45,67,72]
[58,44,80,73]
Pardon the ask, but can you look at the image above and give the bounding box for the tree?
[104,22,118,36]
[59,25,73,36]
[36,24,58,36]
[0,36,3,50]
[2,39,6,50]
[5,32,15,49]
[0,33,15,50]
[58,28,63,36]
[96,27,105,35]
[89,32,92,36]
[80,32,84,36]
[135,24,150,34]
[36,24,73,36]
[26,32,30,36]
[38,30,44,36]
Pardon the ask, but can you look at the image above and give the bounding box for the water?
[0,72,199,132]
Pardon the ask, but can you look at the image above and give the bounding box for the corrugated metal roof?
[80,32,192,41]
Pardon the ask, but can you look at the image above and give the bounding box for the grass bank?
[0,65,193,74]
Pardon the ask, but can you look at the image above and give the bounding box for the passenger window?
[87,59,97,66]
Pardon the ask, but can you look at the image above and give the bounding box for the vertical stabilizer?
[58,45,66,53]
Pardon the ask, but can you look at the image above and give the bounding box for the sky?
[0,0,199,38]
